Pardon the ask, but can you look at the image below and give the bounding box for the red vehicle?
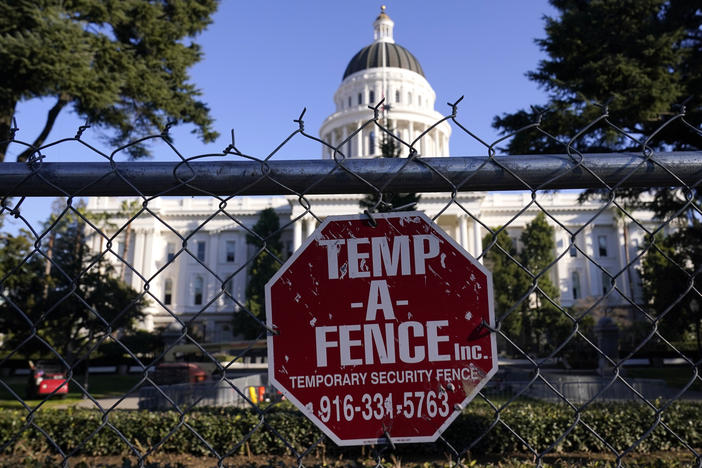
[26,361,69,398]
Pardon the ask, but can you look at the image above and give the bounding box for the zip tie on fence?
[478,318,499,334]
[363,209,377,227]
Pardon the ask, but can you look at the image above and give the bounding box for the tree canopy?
[483,213,567,357]
[0,203,147,362]
[493,0,701,154]
[0,0,219,162]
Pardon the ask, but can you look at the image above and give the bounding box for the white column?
[459,215,469,250]
[131,229,145,289]
[305,217,316,237]
[293,219,302,250]
[584,225,594,296]
[417,124,425,155]
[355,123,362,158]
[408,121,414,148]
[616,220,630,301]
[472,219,482,263]
[341,126,348,158]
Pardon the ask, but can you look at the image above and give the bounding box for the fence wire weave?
[0,100,701,467]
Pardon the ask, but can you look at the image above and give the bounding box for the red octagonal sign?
[266,212,496,445]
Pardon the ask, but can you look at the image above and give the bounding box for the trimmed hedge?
[1,401,700,458]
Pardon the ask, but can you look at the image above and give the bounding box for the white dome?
[320,8,451,159]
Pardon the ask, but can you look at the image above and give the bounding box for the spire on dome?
[373,5,394,43]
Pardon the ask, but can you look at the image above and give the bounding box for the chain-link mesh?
[1,100,701,467]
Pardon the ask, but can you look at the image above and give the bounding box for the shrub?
[1,401,699,458]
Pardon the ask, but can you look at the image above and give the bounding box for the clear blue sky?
[7,1,557,230]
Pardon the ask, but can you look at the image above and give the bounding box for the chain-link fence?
[1,101,701,467]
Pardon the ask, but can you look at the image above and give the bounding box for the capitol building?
[87,9,656,342]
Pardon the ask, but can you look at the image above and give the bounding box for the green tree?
[360,121,420,212]
[492,0,701,154]
[483,213,567,356]
[234,208,283,340]
[640,231,702,355]
[0,203,147,366]
[482,229,531,350]
[520,212,567,355]
[492,0,702,351]
[0,0,219,161]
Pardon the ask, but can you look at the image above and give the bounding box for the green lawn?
[0,374,143,409]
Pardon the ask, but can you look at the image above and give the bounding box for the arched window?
[369,131,375,155]
[571,271,581,300]
[194,275,204,305]
[164,278,173,305]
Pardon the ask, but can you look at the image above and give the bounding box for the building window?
[395,90,400,103]
[408,92,412,104]
[348,96,351,108]
[164,278,173,305]
[196,240,206,261]
[569,244,577,257]
[225,240,236,262]
[194,275,204,305]
[358,92,362,105]
[166,242,176,262]
[418,95,422,106]
[369,131,375,155]
[571,271,581,300]
[598,235,608,257]
[369,90,375,104]
[601,271,611,295]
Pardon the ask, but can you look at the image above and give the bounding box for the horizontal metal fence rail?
[2,152,702,196]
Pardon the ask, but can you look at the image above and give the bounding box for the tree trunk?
[0,96,18,163]
[16,95,69,163]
